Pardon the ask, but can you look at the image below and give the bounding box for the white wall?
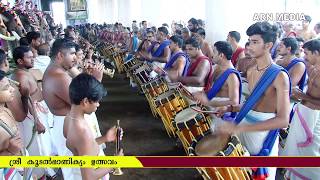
[86,0,320,46]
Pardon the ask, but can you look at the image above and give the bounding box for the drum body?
[174,106,212,151]
[133,64,152,85]
[154,90,188,136]
[142,77,169,98]
[188,131,251,180]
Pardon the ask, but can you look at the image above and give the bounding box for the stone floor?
[95,73,285,180]
[96,74,201,180]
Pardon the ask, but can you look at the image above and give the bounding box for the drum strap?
[285,58,306,91]
[234,64,291,179]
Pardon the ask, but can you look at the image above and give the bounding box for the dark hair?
[282,37,299,54]
[146,29,155,35]
[302,39,320,54]
[158,26,169,36]
[69,73,107,105]
[37,43,50,56]
[181,27,190,34]
[170,35,183,48]
[304,15,312,23]
[296,37,305,43]
[0,49,7,66]
[26,31,40,44]
[50,38,76,59]
[75,43,81,52]
[229,31,241,42]
[19,37,29,46]
[13,46,31,64]
[246,21,278,44]
[185,37,200,49]
[196,28,206,38]
[142,20,147,24]
[188,18,198,26]
[214,41,233,60]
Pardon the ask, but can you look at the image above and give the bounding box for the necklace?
[256,63,272,71]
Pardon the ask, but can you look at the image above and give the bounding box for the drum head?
[195,133,230,156]
[175,107,201,123]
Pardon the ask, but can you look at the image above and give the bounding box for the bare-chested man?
[26,31,41,57]
[187,18,199,34]
[282,39,320,179]
[0,74,25,179]
[42,39,109,179]
[177,38,213,92]
[194,28,214,60]
[216,22,291,180]
[64,73,122,180]
[227,31,245,66]
[138,26,171,65]
[276,37,306,91]
[236,42,256,78]
[194,41,241,111]
[0,74,23,156]
[297,15,317,41]
[0,49,27,122]
[136,29,156,60]
[12,46,56,178]
[160,35,189,82]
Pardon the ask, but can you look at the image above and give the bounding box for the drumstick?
[153,63,167,75]
[191,106,219,114]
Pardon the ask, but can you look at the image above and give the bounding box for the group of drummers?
[0,10,320,180]
[119,18,320,180]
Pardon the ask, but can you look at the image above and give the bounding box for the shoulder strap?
[235,64,290,124]
[152,40,170,57]
[206,68,242,102]
[285,58,306,90]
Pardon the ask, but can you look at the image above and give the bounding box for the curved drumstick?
[153,63,167,75]
[191,106,219,114]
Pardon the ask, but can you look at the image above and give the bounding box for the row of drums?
[122,56,252,180]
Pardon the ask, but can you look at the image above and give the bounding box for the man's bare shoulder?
[274,71,290,89]
[43,66,71,83]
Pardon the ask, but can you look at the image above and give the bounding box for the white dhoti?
[64,149,110,180]
[240,77,250,104]
[238,110,278,180]
[18,100,55,177]
[59,112,107,180]
[185,86,204,94]
[281,103,320,180]
[208,97,231,132]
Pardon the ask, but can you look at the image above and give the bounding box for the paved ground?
[95,74,285,180]
[96,74,201,180]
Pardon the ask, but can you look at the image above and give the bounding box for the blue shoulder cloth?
[234,64,291,178]
[152,40,171,57]
[164,52,191,76]
[285,58,306,90]
[206,68,242,102]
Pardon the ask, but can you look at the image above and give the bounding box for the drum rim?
[188,131,241,156]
